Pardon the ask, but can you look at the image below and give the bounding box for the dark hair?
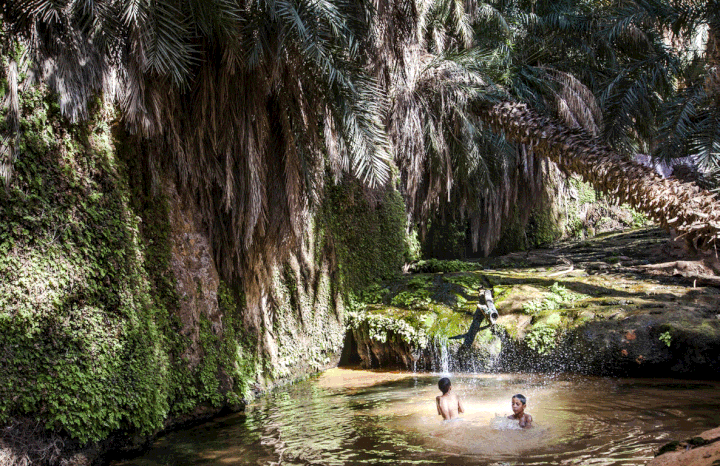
[438,377,451,394]
[512,394,527,405]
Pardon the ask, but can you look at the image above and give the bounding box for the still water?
[114,369,720,466]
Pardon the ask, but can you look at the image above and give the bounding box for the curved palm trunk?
[481,101,720,251]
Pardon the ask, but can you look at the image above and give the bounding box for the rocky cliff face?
[0,87,369,465]
[166,181,223,371]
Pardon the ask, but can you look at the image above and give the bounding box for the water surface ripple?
[114,369,720,466]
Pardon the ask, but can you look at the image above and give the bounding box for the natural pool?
[114,368,720,465]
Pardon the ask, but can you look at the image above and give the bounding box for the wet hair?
[438,377,451,394]
[512,394,527,405]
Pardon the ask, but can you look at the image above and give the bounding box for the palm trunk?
[481,101,720,251]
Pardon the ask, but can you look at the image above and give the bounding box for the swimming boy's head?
[511,394,527,414]
[438,377,451,394]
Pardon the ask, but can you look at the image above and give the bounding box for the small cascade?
[484,331,504,372]
[410,348,421,373]
[439,341,450,374]
[432,336,453,375]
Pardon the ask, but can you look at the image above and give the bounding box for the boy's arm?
[457,396,465,414]
[436,396,442,415]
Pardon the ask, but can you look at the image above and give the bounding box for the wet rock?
[647,427,720,466]
[343,227,720,379]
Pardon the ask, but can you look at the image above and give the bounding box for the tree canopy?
[3,0,720,292]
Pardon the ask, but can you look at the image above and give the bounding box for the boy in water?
[436,377,465,420]
[508,394,533,428]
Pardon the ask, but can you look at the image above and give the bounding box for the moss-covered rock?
[344,228,720,379]
[0,77,412,463]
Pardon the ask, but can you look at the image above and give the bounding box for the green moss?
[443,275,483,292]
[524,324,557,355]
[266,257,346,381]
[494,201,563,254]
[347,309,431,348]
[319,180,409,292]
[348,302,471,349]
[193,287,258,409]
[522,282,589,315]
[0,85,172,443]
[0,82,261,445]
[529,209,562,247]
[656,440,680,456]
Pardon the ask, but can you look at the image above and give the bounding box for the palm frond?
[688,106,720,173]
[654,84,704,163]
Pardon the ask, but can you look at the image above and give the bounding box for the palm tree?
[480,99,720,251]
[471,0,720,251]
[1,0,392,303]
[649,0,720,188]
[373,0,552,256]
[380,0,720,253]
[5,0,720,265]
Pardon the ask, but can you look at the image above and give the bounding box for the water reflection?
[114,369,720,466]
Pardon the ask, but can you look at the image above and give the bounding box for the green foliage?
[565,177,650,239]
[570,176,598,206]
[406,276,431,289]
[0,86,172,443]
[522,283,587,314]
[407,258,481,273]
[630,209,650,228]
[423,218,467,259]
[346,310,430,348]
[0,84,259,444]
[524,325,557,355]
[405,228,422,262]
[320,180,409,292]
[443,274,482,291]
[527,209,563,247]
[389,276,433,309]
[390,290,432,310]
[659,331,672,347]
[495,202,562,254]
[356,283,391,304]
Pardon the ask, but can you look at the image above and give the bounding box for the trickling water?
[114,369,720,466]
[438,339,450,375]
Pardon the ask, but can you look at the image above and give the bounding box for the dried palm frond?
[1,59,20,184]
[3,0,392,308]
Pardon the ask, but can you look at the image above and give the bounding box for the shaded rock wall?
[166,181,223,370]
[0,86,401,465]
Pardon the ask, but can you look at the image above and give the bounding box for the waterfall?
[440,341,449,374]
[435,337,452,375]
